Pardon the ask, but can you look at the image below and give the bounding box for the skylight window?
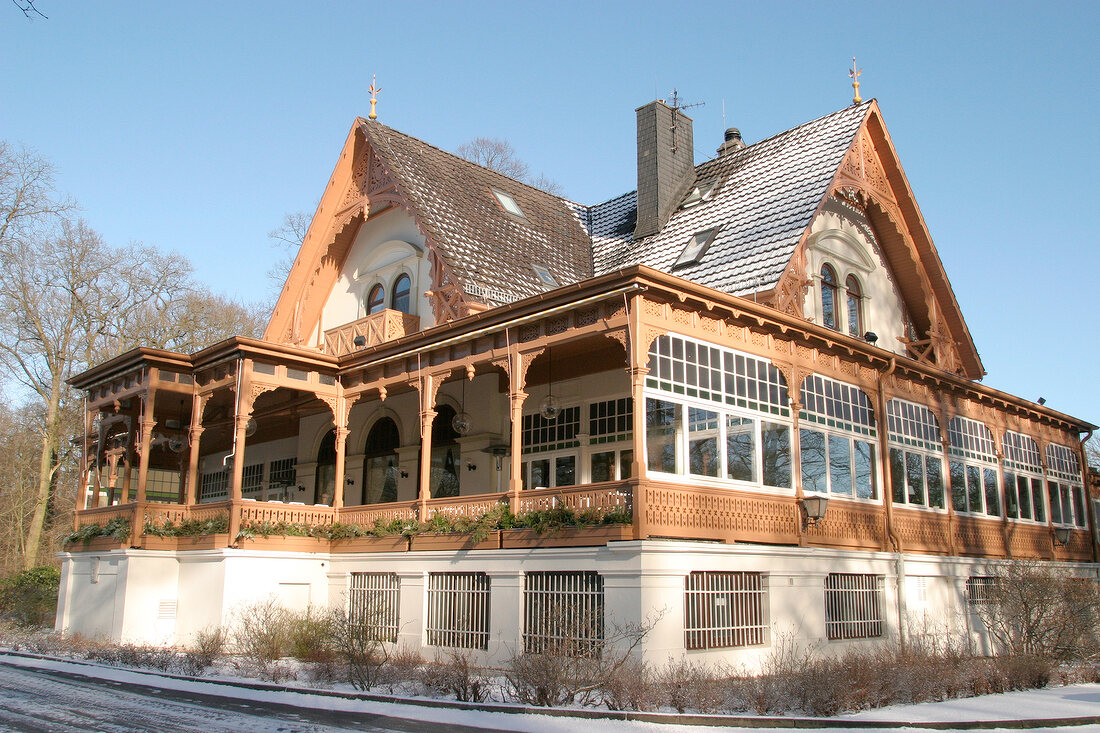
[674,228,719,268]
[681,179,718,209]
[532,265,558,288]
[491,188,525,218]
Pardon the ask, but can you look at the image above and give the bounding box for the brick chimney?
[634,100,695,239]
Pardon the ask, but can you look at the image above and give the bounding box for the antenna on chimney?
[669,88,705,112]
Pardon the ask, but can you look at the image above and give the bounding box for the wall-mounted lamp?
[1037,397,1047,406]
[466,462,477,472]
[1054,526,1072,547]
[864,331,878,345]
[296,485,306,492]
[353,335,366,348]
[346,477,355,485]
[400,470,409,479]
[800,493,829,529]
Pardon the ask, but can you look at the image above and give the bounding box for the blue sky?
[2,1,1098,427]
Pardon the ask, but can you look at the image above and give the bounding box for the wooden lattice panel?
[892,506,953,554]
[643,484,799,543]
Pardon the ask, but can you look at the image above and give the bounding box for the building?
[56,97,1097,667]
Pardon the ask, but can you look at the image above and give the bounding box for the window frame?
[885,399,946,511]
[366,283,386,314]
[390,273,412,314]
[824,573,884,641]
[685,571,768,650]
[820,264,840,331]
[845,275,863,338]
[947,417,1002,518]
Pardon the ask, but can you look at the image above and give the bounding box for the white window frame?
[426,572,491,650]
[1046,443,1086,529]
[523,571,604,655]
[947,417,1001,518]
[348,572,400,643]
[685,571,768,650]
[1002,431,1046,524]
[798,374,879,503]
[824,573,884,641]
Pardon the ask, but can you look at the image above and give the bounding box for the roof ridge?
[358,118,569,200]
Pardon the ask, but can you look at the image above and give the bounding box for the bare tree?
[456,137,564,195]
[11,0,47,19]
[1086,434,1099,470]
[267,211,309,299]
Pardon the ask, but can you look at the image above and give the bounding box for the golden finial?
[368,75,381,120]
[849,57,862,105]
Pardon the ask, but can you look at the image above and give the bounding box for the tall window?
[430,405,460,498]
[367,283,385,314]
[1002,431,1045,522]
[391,273,411,313]
[948,417,1000,517]
[845,275,863,338]
[1046,442,1085,528]
[820,264,839,330]
[886,400,945,510]
[799,375,877,499]
[315,429,337,505]
[522,405,581,488]
[363,417,400,504]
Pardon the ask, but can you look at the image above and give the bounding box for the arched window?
[362,417,400,504]
[391,273,411,313]
[367,284,385,314]
[820,265,839,330]
[845,275,863,338]
[429,405,460,498]
[315,429,337,506]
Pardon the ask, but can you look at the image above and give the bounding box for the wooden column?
[416,373,438,522]
[228,360,252,545]
[627,293,649,540]
[184,391,206,505]
[507,350,527,515]
[75,403,96,515]
[135,401,156,503]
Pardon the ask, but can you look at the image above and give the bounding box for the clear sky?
[2,1,1098,428]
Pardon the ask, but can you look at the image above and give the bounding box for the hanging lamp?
[452,370,472,435]
[539,347,560,421]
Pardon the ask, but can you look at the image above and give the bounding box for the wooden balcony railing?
[323,309,420,356]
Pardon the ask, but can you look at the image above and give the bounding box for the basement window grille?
[426,573,491,650]
[348,572,399,643]
[966,576,996,607]
[685,571,767,650]
[824,573,883,640]
[523,571,603,654]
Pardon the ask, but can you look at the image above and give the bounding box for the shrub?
[420,651,490,702]
[0,566,60,626]
[286,607,336,664]
[656,657,725,713]
[326,604,391,690]
[599,656,658,711]
[231,597,292,679]
[179,625,226,676]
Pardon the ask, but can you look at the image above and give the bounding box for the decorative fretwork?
[324,310,421,355]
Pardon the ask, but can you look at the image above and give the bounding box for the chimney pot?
[717,127,746,156]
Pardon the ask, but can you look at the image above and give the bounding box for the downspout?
[876,356,906,649]
[223,358,243,470]
[1080,427,1096,565]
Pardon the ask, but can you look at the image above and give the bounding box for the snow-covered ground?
[1,653,1098,733]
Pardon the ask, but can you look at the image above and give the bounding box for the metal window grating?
[269,457,297,487]
[523,571,604,654]
[966,576,996,607]
[348,572,399,643]
[685,571,768,650]
[824,573,883,640]
[426,573,491,650]
[242,463,263,493]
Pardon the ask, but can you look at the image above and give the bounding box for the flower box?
[500,524,634,549]
[235,535,331,553]
[330,535,409,553]
[409,531,501,551]
[65,536,127,553]
[140,534,229,551]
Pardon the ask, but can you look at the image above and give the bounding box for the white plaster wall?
[803,204,910,356]
[318,210,434,338]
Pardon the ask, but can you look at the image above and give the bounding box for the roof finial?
[368,75,381,120]
[849,57,862,105]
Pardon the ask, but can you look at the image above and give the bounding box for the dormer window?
[680,179,718,209]
[367,284,385,314]
[491,188,525,218]
[674,228,719,268]
[532,265,557,288]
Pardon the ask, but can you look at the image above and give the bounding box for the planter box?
[330,535,409,553]
[235,535,331,553]
[65,536,127,553]
[501,525,634,549]
[410,531,501,551]
[140,534,229,551]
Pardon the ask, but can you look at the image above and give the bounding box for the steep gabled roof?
[360,121,593,306]
[589,103,871,296]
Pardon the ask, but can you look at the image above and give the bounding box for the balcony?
[324,309,420,356]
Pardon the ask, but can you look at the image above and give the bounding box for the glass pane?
[530,459,550,489]
[1072,486,1086,527]
[950,460,967,511]
[646,399,681,474]
[591,451,614,483]
[688,407,719,477]
[1003,472,1018,518]
[967,465,983,513]
[890,448,906,503]
[725,415,756,482]
[1049,481,1062,524]
[829,435,853,495]
[431,445,460,498]
[1016,475,1032,520]
[854,441,875,499]
[761,422,791,489]
[1031,478,1045,522]
[555,456,576,487]
[365,456,398,504]
[925,456,944,509]
[619,450,633,480]
[800,429,827,493]
[906,451,925,506]
[391,274,411,313]
[983,468,1000,516]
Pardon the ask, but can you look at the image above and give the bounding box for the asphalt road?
[0,662,514,733]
